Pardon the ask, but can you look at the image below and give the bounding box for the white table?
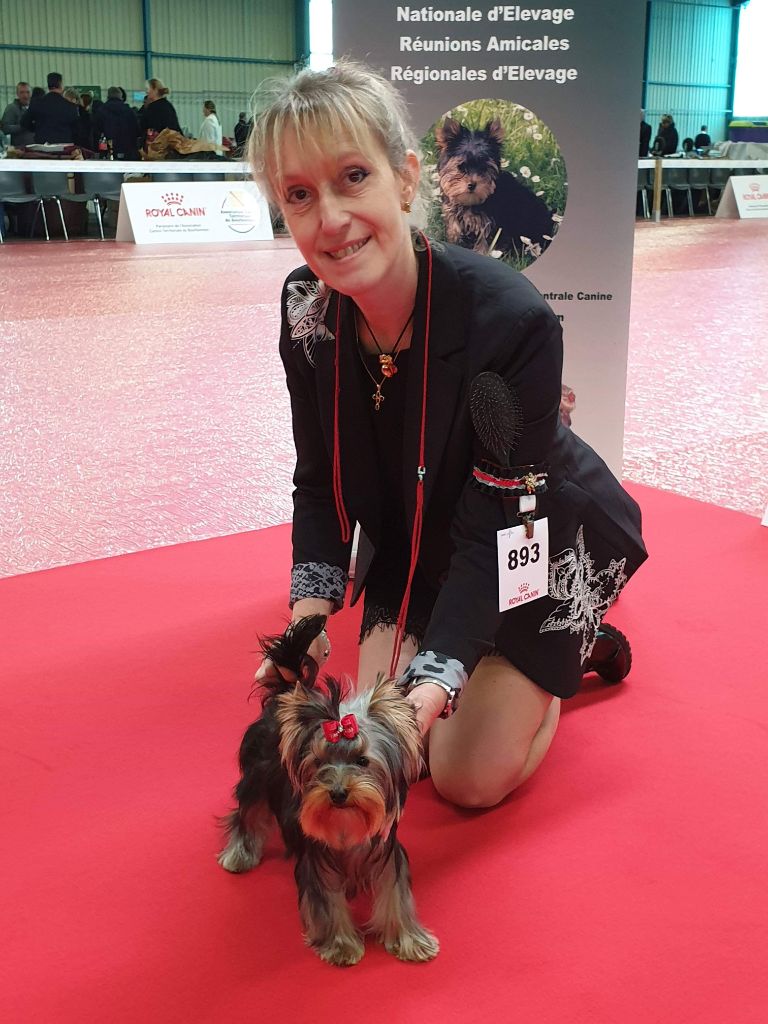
[638,157,768,221]
[0,158,251,176]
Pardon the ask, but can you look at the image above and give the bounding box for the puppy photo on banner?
[422,98,567,269]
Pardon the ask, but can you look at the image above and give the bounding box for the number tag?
[497,518,549,612]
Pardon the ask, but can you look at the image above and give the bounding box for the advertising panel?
[334,1,646,473]
[716,174,768,219]
[115,181,273,244]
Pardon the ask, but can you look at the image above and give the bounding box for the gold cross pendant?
[373,385,384,411]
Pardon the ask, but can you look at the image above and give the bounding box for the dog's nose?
[330,788,348,807]
[467,181,476,192]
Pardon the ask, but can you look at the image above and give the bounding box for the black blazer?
[639,120,652,157]
[21,92,79,144]
[94,99,141,160]
[139,97,182,143]
[279,241,646,678]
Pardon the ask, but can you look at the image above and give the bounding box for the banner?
[115,181,273,244]
[715,174,768,219]
[333,1,646,475]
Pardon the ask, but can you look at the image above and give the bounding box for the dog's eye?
[356,756,369,767]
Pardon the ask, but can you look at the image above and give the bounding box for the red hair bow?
[322,714,359,743]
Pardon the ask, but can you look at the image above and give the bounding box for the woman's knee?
[430,758,527,809]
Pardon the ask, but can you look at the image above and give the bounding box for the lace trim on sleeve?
[289,562,348,612]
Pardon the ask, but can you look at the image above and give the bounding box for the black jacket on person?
[72,107,93,151]
[639,120,652,157]
[139,97,181,143]
[94,98,141,159]
[653,124,679,156]
[279,241,647,697]
[234,119,249,148]
[21,91,79,144]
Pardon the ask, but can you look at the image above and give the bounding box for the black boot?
[583,623,632,683]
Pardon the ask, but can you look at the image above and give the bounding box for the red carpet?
[2,484,767,1024]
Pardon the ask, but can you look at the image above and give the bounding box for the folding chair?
[0,169,44,239]
[687,165,712,215]
[30,171,77,241]
[637,167,650,219]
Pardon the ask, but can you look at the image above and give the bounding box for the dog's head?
[275,675,423,851]
[435,118,504,206]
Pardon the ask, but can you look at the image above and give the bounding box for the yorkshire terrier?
[218,615,438,967]
[436,117,556,259]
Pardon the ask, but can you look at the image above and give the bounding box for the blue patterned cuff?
[289,562,348,613]
[400,650,469,692]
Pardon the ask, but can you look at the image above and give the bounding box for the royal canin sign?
[145,192,206,218]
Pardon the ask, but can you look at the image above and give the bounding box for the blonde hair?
[63,87,80,104]
[248,60,425,222]
[147,78,170,98]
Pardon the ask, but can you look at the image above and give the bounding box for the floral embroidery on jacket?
[539,525,628,662]
[286,280,334,367]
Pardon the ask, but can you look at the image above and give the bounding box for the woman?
[198,99,222,145]
[252,62,647,808]
[652,114,678,156]
[63,87,92,151]
[139,77,181,146]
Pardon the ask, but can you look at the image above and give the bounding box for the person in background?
[139,77,181,147]
[234,111,249,149]
[2,81,34,148]
[63,88,93,151]
[639,109,651,158]
[31,86,45,100]
[651,114,678,156]
[21,71,78,144]
[694,125,711,149]
[93,86,141,160]
[198,99,222,146]
[80,92,95,141]
[681,138,694,154]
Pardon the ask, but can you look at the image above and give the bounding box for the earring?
[401,198,412,214]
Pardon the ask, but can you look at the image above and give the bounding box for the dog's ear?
[259,615,326,689]
[435,117,463,150]
[276,683,337,787]
[485,119,505,145]
[365,676,423,787]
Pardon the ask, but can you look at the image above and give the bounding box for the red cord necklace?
[331,232,434,678]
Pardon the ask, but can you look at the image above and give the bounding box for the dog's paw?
[385,925,440,963]
[314,932,365,967]
[217,835,262,873]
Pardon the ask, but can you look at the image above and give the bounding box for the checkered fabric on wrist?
[289,562,347,612]
[400,650,468,694]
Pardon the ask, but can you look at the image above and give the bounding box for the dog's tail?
[257,614,327,703]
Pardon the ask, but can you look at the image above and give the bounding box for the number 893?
[508,542,540,570]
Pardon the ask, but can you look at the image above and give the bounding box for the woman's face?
[275,127,419,305]
[147,83,159,102]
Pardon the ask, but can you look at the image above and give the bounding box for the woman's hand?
[253,612,332,687]
[404,681,449,736]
